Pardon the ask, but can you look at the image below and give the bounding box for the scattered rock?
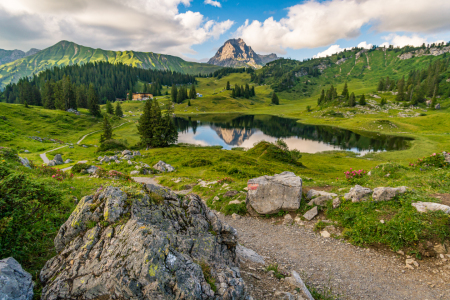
[85,165,98,174]
[224,190,239,198]
[133,151,141,156]
[123,154,133,160]
[307,195,332,206]
[372,186,407,201]
[344,185,373,202]
[0,257,34,300]
[19,157,31,168]
[306,189,337,200]
[435,103,441,110]
[274,291,296,300]
[232,213,241,220]
[127,160,133,165]
[64,159,72,164]
[332,197,341,209]
[40,185,249,299]
[153,160,175,172]
[412,202,450,214]
[246,172,302,215]
[284,271,314,300]
[397,250,405,256]
[283,214,294,225]
[320,230,331,238]
[121,150,132,156]
[213,196,219,202]
[54,154,63,163]
[236,244,265,264]
[303,206,318,221]
[228,199,243,205]
[434,244,447,254]
[24,150,30,153]
[130,170,140,175]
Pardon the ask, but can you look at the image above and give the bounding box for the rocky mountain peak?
[208,38,278,68]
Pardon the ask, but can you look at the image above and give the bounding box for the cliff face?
[0,48,40,65]
[208,38,278,68]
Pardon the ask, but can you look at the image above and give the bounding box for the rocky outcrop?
[398,46,450,60]
[153,160,175,172]
[0,257,34,300]
[0,48,40,65]
[344,185,372,202]
[246,172,302,215]
[306,189,337,200]
[40,185,249,300]
[372,186,407,201]
[412,202,450,214]
[19,157,31,168]
[208,38,278,68]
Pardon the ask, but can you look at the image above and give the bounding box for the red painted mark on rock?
[248,183,259,190]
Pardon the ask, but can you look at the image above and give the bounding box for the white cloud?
[236,0,450,54]
[357,41,373,49]
[313,45,350,58]
[0,0,233,56]
[204,0,221,8]
[382,34,447,48]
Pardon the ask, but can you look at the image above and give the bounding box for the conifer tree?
[318,89,325,105]
[162,101,178,146]
[127,90,133,101]
[348,92,356,107]
[54,81,65,110]
[244,84,250,99]
[42,80,55,109]
[341,82,349,98]
[226,81,230,90]
[115,101,123,117]
[377,78,385,91]
[359,94,366,106]
[271,92,280,105]
[231,89,235,98]
[88,84,101,117]
[396,76,405,101]
[251,86,255,97]
[177,87,184,103]
[380,98,387,106]
[106,101,114,114]
[171,84,178,103]
[76,85,87,109]
[100,115,112,143]
[189,84,197,99]
[188,99,191,106]
[137,99,154,149]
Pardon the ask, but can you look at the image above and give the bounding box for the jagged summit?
[208,38,278,68]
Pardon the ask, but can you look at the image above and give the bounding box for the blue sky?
[1,0,449,61]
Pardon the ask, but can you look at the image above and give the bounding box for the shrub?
[264,263,288,279]
[409,152,449,169]
[247,141,303,166]
[182,158,212,167]
[71,163,90,173]
[98,139,128,152]
[344,168,367,184]
[36,165,73,181]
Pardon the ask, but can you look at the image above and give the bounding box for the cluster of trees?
[2,62,196,106]
[142,82,163,96]
[138,99,177,148]
[318,82,366,107]
[231,83,256,98]
[105,101,123,117]
[171,84,197,104]
[204,67,254,79]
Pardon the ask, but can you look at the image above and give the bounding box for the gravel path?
[39,145,67,164]
[221,215,449,300]
[61,160,88,172]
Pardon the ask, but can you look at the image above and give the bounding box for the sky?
[1,0,450,62]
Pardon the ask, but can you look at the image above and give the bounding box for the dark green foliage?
[359,94,366,106]
[98,139,128,152]
[396,76,406,102]
[189,84,197,99]
[100,115,112,144]
[106,101,114,114]
[341,81,349,98]
[188,99,191,106]
[182,158,212,167]
[223,202,247,216]
[264,264,286,279]
[247,141,302,166]
[88,84,101,117]
[226,81,230,90]
[171,84,178,102]
[348,92,356,107]
[271,92,279,105]
[380,98,387,106]
[71,163,90,173]
[115,101,123,117]
[209,67,254,79]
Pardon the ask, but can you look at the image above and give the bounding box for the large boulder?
[372,186,407,201]
[344,185,372,202]
[19,157,31,168]
[122,150,132,156]
[412,202,450,214]
[246,172,302,215]
[153,160,175,172]
[53,154,63,163]
[40,184,249,300]
[0,257,34,300]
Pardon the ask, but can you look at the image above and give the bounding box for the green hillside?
[0,41,221,88]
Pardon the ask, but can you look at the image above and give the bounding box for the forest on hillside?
[0,62,196,108]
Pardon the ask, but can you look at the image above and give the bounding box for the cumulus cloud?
[204,0,221,8]
[357,41,373,49]
[0,0,233,56]
[236,0,450,54]
[313,45,348,58]
[382,34,446,48]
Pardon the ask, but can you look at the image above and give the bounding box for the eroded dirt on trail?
[220,214,450,300]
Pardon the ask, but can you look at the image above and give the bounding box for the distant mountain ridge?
[208,38,278,68]
[0,41,221,88]
[0,48,40,65]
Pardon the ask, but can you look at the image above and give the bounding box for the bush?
[182,158,213,167]
[71,163,90,173]
[98,139,128,152]
[409,152,449,169]
[247,141,303,166]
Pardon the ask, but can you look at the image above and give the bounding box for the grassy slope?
[0,40,221,88]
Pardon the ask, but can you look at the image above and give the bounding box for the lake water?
[174,115,412,154]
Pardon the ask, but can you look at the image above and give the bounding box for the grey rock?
[307,195,332,206]
[344,185,372,202]
[332,197,341,209]
[372,186,407,201]
[64,159,72,164]
[435,103,441,110]
[121,150,132,156]
[246,172,302,215]
[306,189,337,200]
[133,151,141,156]
[109,155,118,161]
[443,151,450,163]
[0,257,34,300]
[86,165,98,174]
[229,200,243,205]
[19,157,31,168]
[303,206,318,221]
[82,145,88,148]
[127,160,133,165]
[412,202,450,214]
[24,150,30,153]
[54,154,63,163]
[47,160,56,167]
[100,156,110,163]
[115,159,121,164]
[41,185,249,300]
[130,170,140,175]
[97,156,103,161]
[236,244,265,264]
[153,160,175,172]
[284,271,314,300]
[123,154,133,160]
[274,291,296,300]
[224,190,239,198]
[283,214,294,225]
[232,213,241,220]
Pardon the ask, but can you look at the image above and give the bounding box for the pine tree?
[54,81,65,110]
[377,78,385,91]
[251,86,255,97]
[100,115,113,143]
[177,86,184,103]
[88,84,101,117]
[431,96,437,109]
[76,85,87,109]
[359,94,366,106]
[63,75,76,110]
[189,84,197,99]
[171,84,178,103]
[127,90,133,101]
[137,99,154,149]
[150,99,164,147]
[226,81,230,90]
[341,82,349,98]
[380,98,387,106]
[271,92,279,105]
[244,84,250,99]
[42,80,55,109]
[106,101,114,114]
[188,99,191,106]
[162,101,178,146]
[348,92,356,107]
[396,76,405,101]
[115,101,123,117]
[231,89,235,98]
[318,89,325,105]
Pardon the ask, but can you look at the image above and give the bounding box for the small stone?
[232,213,241,220]
[303,206,318,221]
[380,219,385,224]
[283,214,294,225]
[320,230,330,238]
[332,197,341,209]
[397,250,405,256]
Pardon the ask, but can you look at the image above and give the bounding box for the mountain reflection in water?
[173,115,412,154]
